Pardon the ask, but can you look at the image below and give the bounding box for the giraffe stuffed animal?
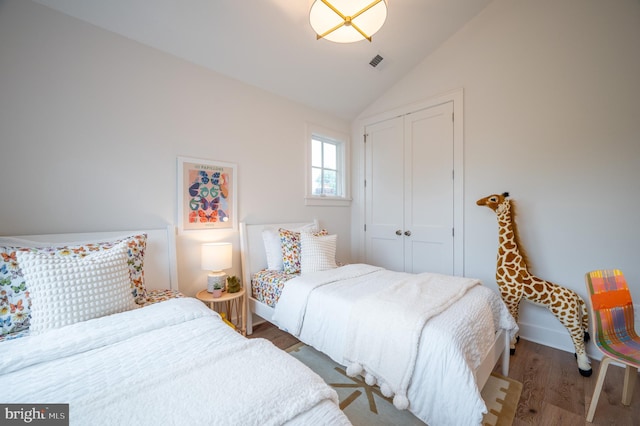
[477,192,592,377]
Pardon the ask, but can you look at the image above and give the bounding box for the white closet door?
[364,116,405,272]
[404,102,454,274]
[364,102,455,274]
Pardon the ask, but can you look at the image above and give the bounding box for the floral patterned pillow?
[0,246,31,336]
[0,234,148,338]
[279,228,328,275]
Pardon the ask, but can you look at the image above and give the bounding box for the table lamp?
[201,242,232,293]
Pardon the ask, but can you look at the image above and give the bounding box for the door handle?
[404,230,412,236]
[395,230,402,236]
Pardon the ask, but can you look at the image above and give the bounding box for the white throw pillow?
[262,223,317,271]
[16,242,137,334]
[262,228,284,271]
[300,233,338,274]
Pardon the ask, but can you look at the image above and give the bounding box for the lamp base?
[207,271,227,293]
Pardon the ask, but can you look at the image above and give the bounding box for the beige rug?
[287,343,522,425]
[480,372,522,426]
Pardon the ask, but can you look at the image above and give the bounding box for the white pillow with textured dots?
[300,233,338,274]
[16,241,137,334]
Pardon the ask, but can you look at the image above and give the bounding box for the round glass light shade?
[309,0,388,43]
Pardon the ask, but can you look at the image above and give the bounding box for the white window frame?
[305,124,351,206]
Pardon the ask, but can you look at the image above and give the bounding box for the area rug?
[286,343,522,426]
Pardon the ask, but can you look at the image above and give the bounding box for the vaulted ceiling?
[34,0,492,120]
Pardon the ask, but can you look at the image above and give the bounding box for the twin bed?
[0,227,349,425]
[241,221,518,425]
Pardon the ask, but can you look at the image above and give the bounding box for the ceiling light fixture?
[309,0,388,43]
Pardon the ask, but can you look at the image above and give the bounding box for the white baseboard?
[517,321,604,362]
[519,306,640,371]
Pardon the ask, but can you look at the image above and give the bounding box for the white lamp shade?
[201,242,232,271]
[309,0,388,43]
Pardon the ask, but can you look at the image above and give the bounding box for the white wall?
[0,0,351,297]
[3,0,640,357]
[353,0,640,356]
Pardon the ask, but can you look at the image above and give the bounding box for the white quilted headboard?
[1,225,178,291]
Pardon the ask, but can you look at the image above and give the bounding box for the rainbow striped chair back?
[584,269,640,422]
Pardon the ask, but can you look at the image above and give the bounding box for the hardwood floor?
[249,321,301,350]
[249,322,640,425]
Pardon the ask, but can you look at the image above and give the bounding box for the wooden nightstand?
[196,288,246,336]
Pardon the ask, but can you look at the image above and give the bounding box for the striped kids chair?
[584,269,640,422]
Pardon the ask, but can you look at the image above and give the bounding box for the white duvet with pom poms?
[273,264,518,426]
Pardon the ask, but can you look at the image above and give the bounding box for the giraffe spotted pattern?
[477,192,592,377]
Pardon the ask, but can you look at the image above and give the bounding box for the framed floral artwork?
[177,157,237,232]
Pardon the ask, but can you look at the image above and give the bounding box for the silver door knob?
[404,230,412,236]
[395,230,402,235]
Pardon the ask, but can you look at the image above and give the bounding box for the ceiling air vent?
[369,54,384,68]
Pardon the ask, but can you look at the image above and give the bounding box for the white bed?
[240,221,518,426]
[0,227,350,426]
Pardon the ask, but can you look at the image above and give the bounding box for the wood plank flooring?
[249,321,640,425]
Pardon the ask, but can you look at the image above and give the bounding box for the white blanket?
[343,272,479,409]
[272,263,383,334]
[0,298,348,426]
[273,265,518,425]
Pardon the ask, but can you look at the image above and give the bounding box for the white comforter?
[272,264,518,426]
[0,298,350,426]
